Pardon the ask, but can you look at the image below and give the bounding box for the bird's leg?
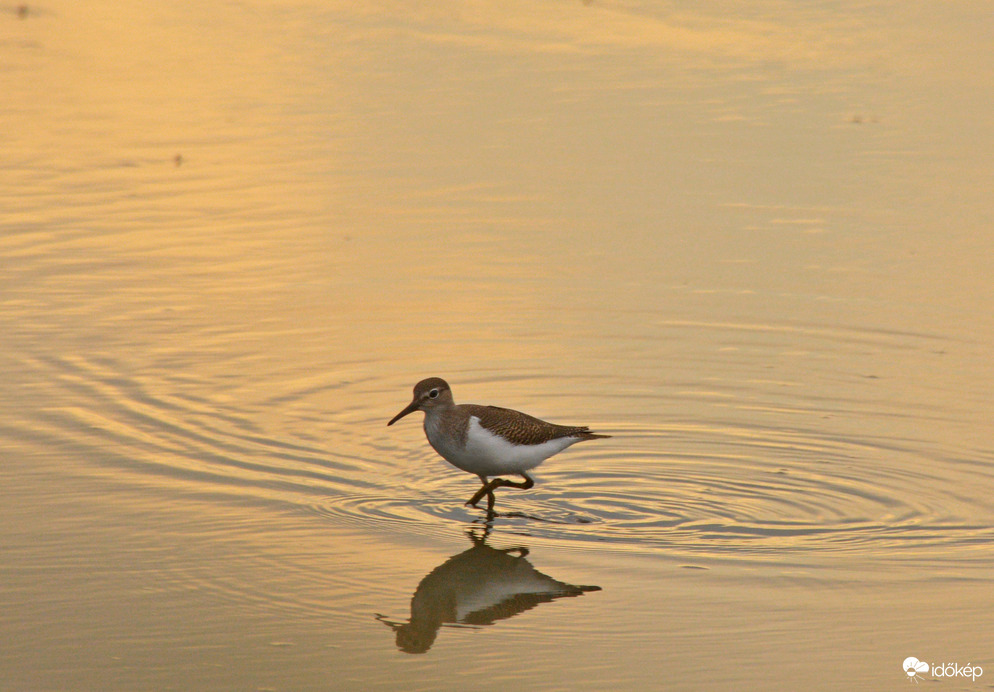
[511,472,535,491]
[465,473,534,507]
[466,476,499,507]
[489,472,534,492]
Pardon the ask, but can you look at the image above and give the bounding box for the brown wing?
[465,404,608,446]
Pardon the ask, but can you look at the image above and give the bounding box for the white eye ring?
[428,389,439,399]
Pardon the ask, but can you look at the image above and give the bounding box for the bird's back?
[465,404,608,447]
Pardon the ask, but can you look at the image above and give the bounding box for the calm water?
[3,1,993,690]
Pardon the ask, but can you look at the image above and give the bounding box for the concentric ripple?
[13,347,994,575]
[387,419,994,568]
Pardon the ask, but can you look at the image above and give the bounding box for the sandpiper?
[388,377,610,509]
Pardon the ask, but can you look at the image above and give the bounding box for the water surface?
[3,1,993,690]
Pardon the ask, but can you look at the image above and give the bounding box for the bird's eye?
[428,389,439,399]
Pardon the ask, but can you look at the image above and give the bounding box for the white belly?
[425,416,579,477]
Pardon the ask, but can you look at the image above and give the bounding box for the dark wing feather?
[465,404,608,446]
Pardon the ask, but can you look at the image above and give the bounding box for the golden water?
[3,2,993,689]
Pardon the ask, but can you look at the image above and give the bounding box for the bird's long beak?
[388,399,420,426]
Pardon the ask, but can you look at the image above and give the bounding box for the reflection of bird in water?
[377,527,601,654]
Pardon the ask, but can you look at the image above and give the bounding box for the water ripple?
[395,420,994,566]
[12,350,994,573]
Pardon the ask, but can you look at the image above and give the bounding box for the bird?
[387,377,609,510]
